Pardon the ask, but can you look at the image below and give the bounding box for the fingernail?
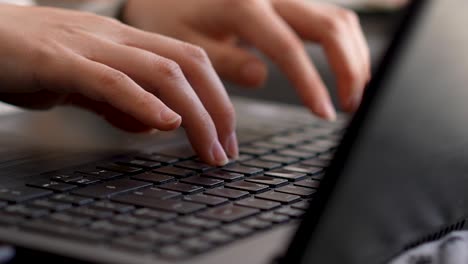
[225,132,239,159]
[321,101,337,121]
[160,109,181,125]
[241,61,267,86]
[211,141,229,166]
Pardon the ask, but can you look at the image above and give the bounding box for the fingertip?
[211,141,229,166]
[240,60,268,88]
[224,132,239,159]
[158,108,182,130]
[315,100,337,121]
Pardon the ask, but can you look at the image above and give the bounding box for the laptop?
[0,0,466,263]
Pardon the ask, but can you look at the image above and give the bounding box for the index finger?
[223,1,336,120]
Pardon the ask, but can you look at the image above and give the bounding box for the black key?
[270,135,305,145]
[200,230,233,244]
[91,201,135,214]
[47,213,91,227]
[153,166,196,178]
[294,179,320,189]
[251,141,286,151]
[137,154,179,164]
[199,204,259,222]
[222,224,252,237]
[256,191,301,204]
[50,194,93,206]
[309,173,325,181]
[68,206,114,219]
[132,172,175,185]
[291,201,309,210]
[283,164,323,175]
[112,214,154,228]
[132,187,181,200]
[0,201,7,208]
[202,171,244,182]
[178,216,220,229]
[0,186,52,203]
[157,222,201,237]
[67,174,103,186]
[318,153,334,161]
[181,176,223,188]
[175,161,213,172]
[225,181,269,194]
[277,149,315,159]
[260,154,299,165]
[4,205,49,218]
[116,158,161,169]
[235,154,254,162]
[258,212,289,224]
[297,143,330,153]
[158,245,189,259]
[245,175,288,187]
[235,198,281,211]
[183,194,228,207]
[241,160,282,170]
[133,208,177,222]
[275,207,305,218]
[241,218,271,230]
[21,221,109,243]
[222,164,262,176]
[239,146,271,156]
[205,188,249,200]
[134,230,178,244]
[159,182,204,194]
[96,163,143,174]
[50,173,84,183]
[163,146,196,159]
[72,179,151,199]
[181,237,213,253]
[27,180,76,192]
[276,185,316,197]
[89,220,134,236]
[28,199,72,212]
[76,168,122,180]
[112,194,205,214]
[265,169,306,181]
[300,159,329,168]
[67,175,101,186]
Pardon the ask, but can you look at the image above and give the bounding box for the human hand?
[124,0,371,119]
[0,4,236,166]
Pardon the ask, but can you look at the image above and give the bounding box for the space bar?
[111,194,206,214]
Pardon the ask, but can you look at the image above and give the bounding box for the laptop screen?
[283,0,468,263]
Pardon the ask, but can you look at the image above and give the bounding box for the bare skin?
[0,1,370,166]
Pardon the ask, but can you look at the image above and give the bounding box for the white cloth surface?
[390,231,468,264]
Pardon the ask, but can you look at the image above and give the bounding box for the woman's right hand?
[0,4,237,166]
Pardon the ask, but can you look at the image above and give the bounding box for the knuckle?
[154,58,184,81]
[198,110,215,130]
[322,15,346,36]
[181,43,210,65]
[339,9,359,25]
[99,69,128,89]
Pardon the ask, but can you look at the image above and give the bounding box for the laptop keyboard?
[0,121,345,260]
